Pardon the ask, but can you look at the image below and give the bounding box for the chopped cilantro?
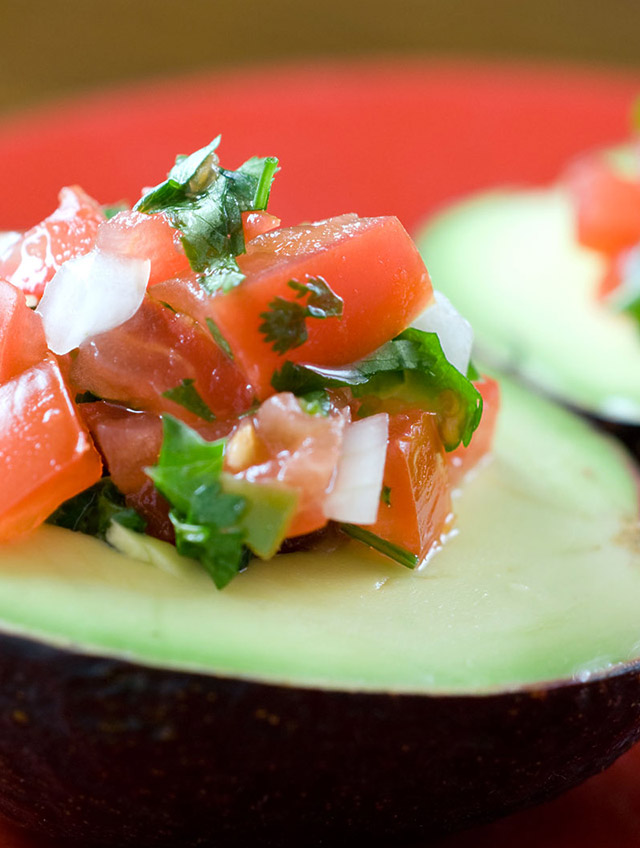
[47,479,145,540]
[259,277,343,354]
[102,201,129,220]
[340,524,418,569]
[162,378,215,422]
[147,416,248,588]
[272,327,483,450]
[135,138,278,294]
[298,389,332,417]
[381,486,392,507]
[147,416,295,588]
[206,317,234,359]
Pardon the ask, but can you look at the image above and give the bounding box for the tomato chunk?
[242,210,281,242]
[226,392,349,537]
[209,214,433,398]
[447,376,500,487]
[0,280,47,382]
[0,356,103,541]
[69,296,254,423]
[369,408,452,561]
[0,186,105,300]
[96,210,192,287]
[567,158,640,254]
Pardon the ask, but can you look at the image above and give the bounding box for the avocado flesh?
[0,377,638,694]
[418,188,640,424]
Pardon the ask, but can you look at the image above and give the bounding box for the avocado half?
[416,183,640,457]
[0,377,639,846]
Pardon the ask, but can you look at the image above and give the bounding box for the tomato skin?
[69,296,255,423]
[96,210,192,287]
[447,376,500,487]
[567,157,640,254]
[0,356,103,541]
[242,210,281,242]
[0,280,47,382]
[209,214,433,398]
[0,186,105,299]
[368,408,452,561]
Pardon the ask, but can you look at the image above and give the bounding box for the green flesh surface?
[418,187,640,423]
[0,378,638,694]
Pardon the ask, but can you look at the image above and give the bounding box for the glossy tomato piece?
[0,280,47,382]
[0,356,102,542]
[447,376,500,487]
[69,296,254,423]
[96,210,192,287]
[369,408,452,561]
[226,392,349,537]
[567,157,640,254]
[0,186,105,300]
[242,210,281,242]
[209,214,433,398]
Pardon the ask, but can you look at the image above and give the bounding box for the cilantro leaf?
[340,524,418,569]
[162,378,215,422]
[381,485,392,506]
[206,317,235,359]
[259,276,344,354]
[272,328,483,451]
[147,416,248,588]
[135,138,278,294]
[47,479,145,540]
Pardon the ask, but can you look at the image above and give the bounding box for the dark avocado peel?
[0,376,639,846]
[416,171,640,458]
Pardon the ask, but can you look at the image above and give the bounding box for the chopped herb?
[381,485,392,506]
[147,416,248,588]
[147,416,295,588]
[135,138,278,293]
[47,479,145,540]
[272,328,483,450]
[102,201,129,220]
[259,277,343,354]
[206,317,234,359]
[339,524,418,569]
[162,378,215,422]
[298,389,332,417]
[624,293,640,326]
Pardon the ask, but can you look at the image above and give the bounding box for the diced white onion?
[36,249,150,355]
[323,413,389,525]
[412,289,473,376]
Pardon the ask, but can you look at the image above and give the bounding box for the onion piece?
[36,249,150,355]
[323,413,389,525]
[412,289,473,376]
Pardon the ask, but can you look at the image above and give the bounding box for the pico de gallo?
[0,138,498,588]
[566,101,640,324]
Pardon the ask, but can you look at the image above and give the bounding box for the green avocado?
[417,185,640,434]
[0,377,639,846]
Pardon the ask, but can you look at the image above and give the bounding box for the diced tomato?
[0,356,102,542]
[96,210,193,287]
[0,280,47,382]
[368,408,452,561]
[0,186,105,300]
[226,392,349,537]
[69,296,254,423]
[242,210,281,242]
[566,157,640,254]
[447,376,500,487]
[208,214,433,398]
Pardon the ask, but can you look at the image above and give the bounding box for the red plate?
[0,60,639,848]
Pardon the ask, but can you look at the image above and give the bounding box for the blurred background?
[1,0,640,116]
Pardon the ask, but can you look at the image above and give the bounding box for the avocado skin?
[0,634,639,846]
